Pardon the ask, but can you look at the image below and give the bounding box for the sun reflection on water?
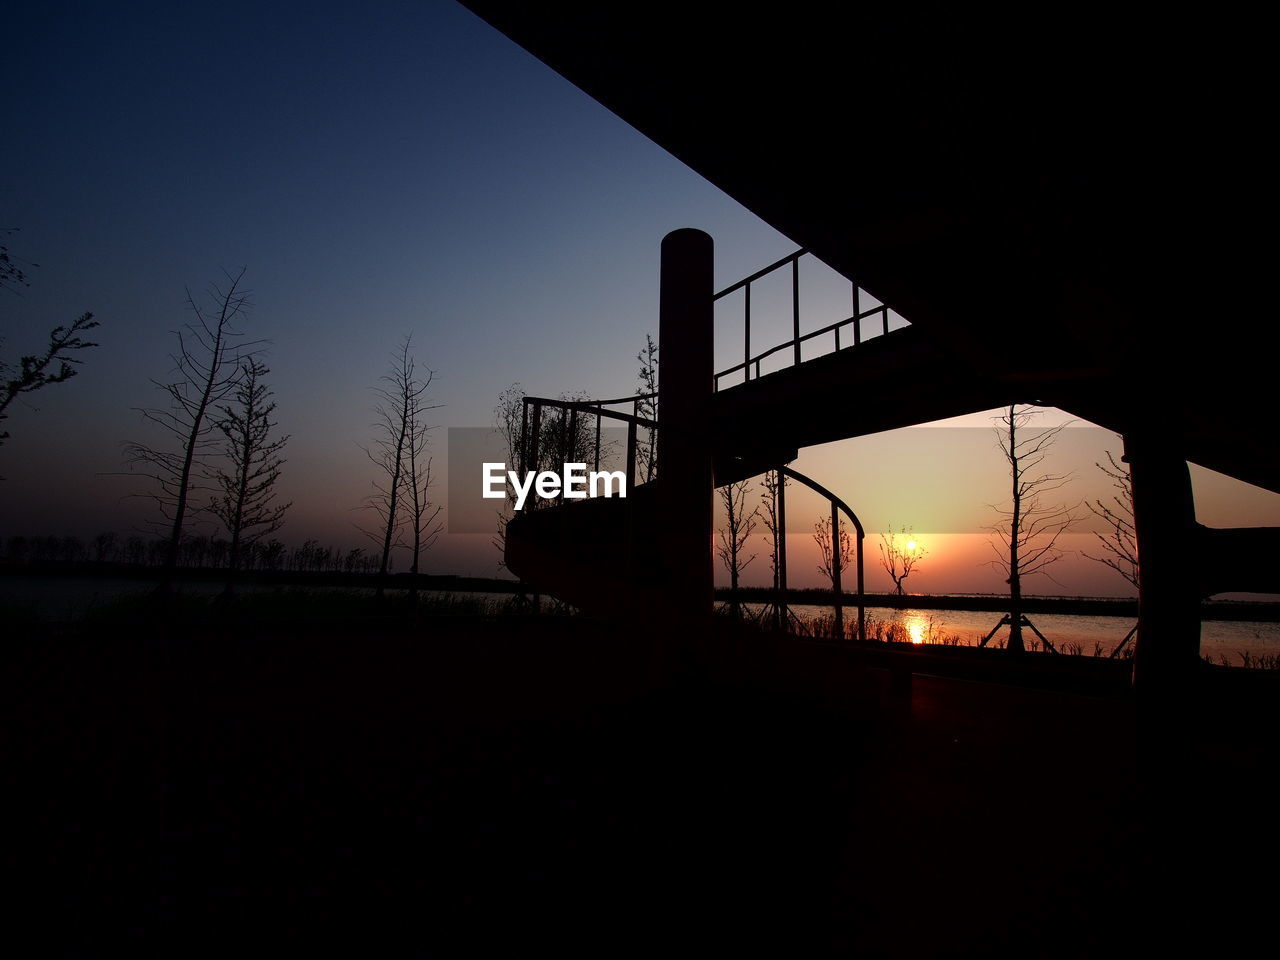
[904,611,929,644]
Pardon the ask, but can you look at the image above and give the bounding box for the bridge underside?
[712,327,1016,484]
[463,1,1276,492]
[476,3,1278,699]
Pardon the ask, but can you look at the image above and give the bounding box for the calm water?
[744,602,1280,666]
[0,576,522,619]
[4,577,1278,666]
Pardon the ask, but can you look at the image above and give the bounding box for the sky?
[4,0,1279,596]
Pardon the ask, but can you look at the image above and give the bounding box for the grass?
[1209,650,1280,671]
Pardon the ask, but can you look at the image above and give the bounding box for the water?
[741,603,1280,666]
[0,576,530,621]
[4,577,1278,666]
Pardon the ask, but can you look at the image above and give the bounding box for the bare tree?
[636,333,658,483]
[123,268,258,586]
[816,515,855,583]
[360,335,433,594]
[1,228,34,294]
[403,366,444,598]
[1083,450,1138,589]
[986,405,1077,653]
[716,480,758,617]
[878,526,927,595]
[209,358,290,591]
[1,232,100,451]
[1,312,100,450]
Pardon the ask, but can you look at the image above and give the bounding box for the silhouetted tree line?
[1,532,387,576]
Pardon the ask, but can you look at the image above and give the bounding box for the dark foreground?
[5,613,1275,954]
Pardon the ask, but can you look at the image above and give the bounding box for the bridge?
[504,226,1280,693]
[504,233,1011,631]
[469,2,1280,697]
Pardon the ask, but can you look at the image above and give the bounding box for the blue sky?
[2,2,790,553]
[4,1,1278,592]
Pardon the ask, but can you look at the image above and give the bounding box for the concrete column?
[1124,431,1202,699]
[657,228,714,621]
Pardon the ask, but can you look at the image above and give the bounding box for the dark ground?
[5,613,1275,954]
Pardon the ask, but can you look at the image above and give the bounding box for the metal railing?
[712,249,905,390]
[764,465,866,642]
[515,394,869,640]
[517,393,657,510]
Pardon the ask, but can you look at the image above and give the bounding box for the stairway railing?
[517,393,657,510]
[712,249,908,390]
[757,464,866,642]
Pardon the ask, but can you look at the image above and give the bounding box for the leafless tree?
[760,470,783,590]
[716,480,758,617]
[986,405,1078,652]
[1,312,100,451]
[878,525,927,595]
[1,232,100,451]
[816,515,855,583]
[359,335,438,594]
[1083,450,1138,590]
[123,268,259,586]
[636,333,658,483]
[209,358,290,590]
[403,368,444,598]
[1,228,34,294]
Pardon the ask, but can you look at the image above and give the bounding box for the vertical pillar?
[1124,434,1203,904]
[1124,431,1202,699]
[657,228,715,622]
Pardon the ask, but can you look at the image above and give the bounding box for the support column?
[1124,431,1202,699]
[657,228,715,622]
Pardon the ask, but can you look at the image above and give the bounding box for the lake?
[3,576,1277,666]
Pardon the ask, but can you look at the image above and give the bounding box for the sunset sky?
[5,1,1278,596]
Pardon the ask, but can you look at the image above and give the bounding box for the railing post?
[658,228,715,625]
[831,501,843,640]
[792,257,801,367]
[777,468,788,631]
[567,407,578,474]
[856,529,865,641]
[526,402,541,508]
[594,404,602,474]
[519,400,529,476]
[853,282,861,345]
[626,419,636,489]
[559,407,570,472]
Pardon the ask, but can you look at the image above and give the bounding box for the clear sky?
[4,0,1278,595]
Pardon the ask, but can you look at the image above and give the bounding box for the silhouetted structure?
[474,2,1278,698]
